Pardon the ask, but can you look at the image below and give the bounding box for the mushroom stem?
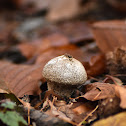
[47,81,77,97]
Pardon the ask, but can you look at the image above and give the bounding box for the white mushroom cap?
[42,54,87,85]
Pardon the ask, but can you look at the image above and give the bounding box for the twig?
[28,107,30,126]
[77,105,99,126]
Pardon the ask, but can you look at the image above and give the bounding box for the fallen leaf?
[107,47,126,76]
[17,43,37,59]
[0,61,42,97]
[36,45,85,65]
[77,105,98,126]
[92,112,126,126]
[0,19,18,44]
[46,99,78,125]
[107,0,126,12]
[92,20,126,53]
[97,96,121,117]
[0,89,9,94]
[57,21,93,44]
[103,75,123,85]
[72,102,95,115]
[30,108,71,126]
[36,33,70,54]
[46,0,82,21]
[44,97,96,124]
[80,82,116,101]
[84,54,106,76]
[115,85,126,109]
[17,33,70,59]
[0,75,11,93]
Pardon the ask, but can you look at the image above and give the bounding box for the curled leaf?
[115,85,126,109]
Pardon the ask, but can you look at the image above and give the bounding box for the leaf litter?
[0,2,126,125]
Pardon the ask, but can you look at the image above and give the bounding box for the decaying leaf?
[0,61,42,97]
[107,47,126,76]
[78,105,98,126]
[18,33,70,59]
[106,0,126,12]
[36,45,85,65]
[57,21,93,43]
[71,102,97,124]
[103,75,123,85]
[0,75,11,93]
[84,54,106,76]
[115,85,126,109]
[0,89,9,94]
[46,99,77,125]
[97,96,121,118]
[17,43,38,59]
[92,20,126,53]
[92,112,126,126]
[43,97,97,124]
[29,108,71,126]
[36,33,70,54]
[80,82,116,101]
[0,19,18,45]
[46,0,83,21]
[72,102,94,115]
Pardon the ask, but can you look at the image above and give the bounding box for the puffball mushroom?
[42,54,87,97]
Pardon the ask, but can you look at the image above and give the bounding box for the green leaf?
[0,111,27,126]
[1,101,16,109]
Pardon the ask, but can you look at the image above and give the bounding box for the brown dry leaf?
[97,96,121,118]
[38,21,93,44]
[107,47,126,75]
[106,0,126,12]
[78,105,98,126]
[57,21,93,44]
[0,89,9,94]
[84,54,106,76]
[45,99,78,125]
[44,97,96,124]
[115,85,126,109]
[36,33,70,54]
[92,112,126,126]
[92,20,126,53]
[17,43,38,59]
[36,45,85,65]
[0,61,42,97]
[103,75,123,85]
[80,82,116,101]
[72,104,96,124]
[71,102,97,124]
[72,102,94,115]
[46,0,96,22]
[46,0,82,21]
[17,33,70,59]
[0,75,11,93]
[0,19,18,44]
[30,108,71,125]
